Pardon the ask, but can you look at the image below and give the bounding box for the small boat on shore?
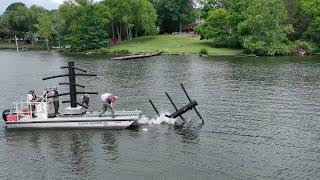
[2,62,142,129]
[111,52,161,60]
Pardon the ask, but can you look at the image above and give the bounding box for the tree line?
[0,0,195,52]
[0,0,319,55]
[196,0,320,55]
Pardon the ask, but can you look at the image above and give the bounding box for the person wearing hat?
[51,86,60,115]
[100,93,118,117]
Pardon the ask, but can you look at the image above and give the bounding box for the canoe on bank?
[111,52,161,60]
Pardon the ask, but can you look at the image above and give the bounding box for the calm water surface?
[0,50,319,179]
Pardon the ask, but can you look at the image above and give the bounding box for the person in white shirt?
[100,93,118,117]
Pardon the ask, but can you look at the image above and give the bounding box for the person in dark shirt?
[51,86,59,115]
[81,94,90,109]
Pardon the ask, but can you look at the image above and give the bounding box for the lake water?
[0,50,319,179]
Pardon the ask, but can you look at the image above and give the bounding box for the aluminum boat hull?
[5,111,141,129]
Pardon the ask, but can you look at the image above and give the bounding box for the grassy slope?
[106,35,243,56]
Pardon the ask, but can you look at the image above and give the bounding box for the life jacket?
[52,90,59,96]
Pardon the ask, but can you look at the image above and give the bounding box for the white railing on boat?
[11,97,48,118]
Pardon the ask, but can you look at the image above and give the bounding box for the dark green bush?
[199,48,208,55]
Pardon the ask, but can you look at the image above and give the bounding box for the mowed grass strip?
[106,35,243,56]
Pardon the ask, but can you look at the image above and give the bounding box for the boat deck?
[5,111,142,129]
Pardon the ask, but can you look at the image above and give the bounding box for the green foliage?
[238,0,293,55]
[102,0,157,41]
[290,40,316,55]
[156,0,195,33]
[27,5,48,34]
[196,0,251,48]
[196,8,240,47]
[132,0,157,35]
[197,0,320,55]
[34,12,57,39]
[0,15,10,37]
[201,0,230,19]
[299,0,320,45]
[1,0,319,54]
[199,48,208,55]
[59,0,110,52]
[283,0,310,40]
[0,3,49,39]
[4,2,29,37]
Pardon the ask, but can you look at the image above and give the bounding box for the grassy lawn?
[105,34,243,56]
[0,42,47,50]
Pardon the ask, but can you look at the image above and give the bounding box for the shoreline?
[2,47,320,57]
[0,47,243,56]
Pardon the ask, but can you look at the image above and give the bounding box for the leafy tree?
[34,11,58,50]
[283,0,310,41]
[4,2,29,38]
[102,0,156,41]
[27,5,48,34]
[299,0,320,45]
[200,0,230,19]
[59,0,110,52]
[238,0,293,55]
[196,0,251,47]
[131,0,157,37]
[0,15,10,38]
[196,8,240,47]
[102,0,130,41]
[157,0,195,33]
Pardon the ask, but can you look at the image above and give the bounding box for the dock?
[111,52,161,60]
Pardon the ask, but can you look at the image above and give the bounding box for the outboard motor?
[2,109,13,122]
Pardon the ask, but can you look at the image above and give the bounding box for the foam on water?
[138,112,177,125]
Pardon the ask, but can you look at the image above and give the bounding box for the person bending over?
[100,93,118,117]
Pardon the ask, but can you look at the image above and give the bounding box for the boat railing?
[12,97,48,118]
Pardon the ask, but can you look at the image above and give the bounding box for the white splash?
[138,113,177,125]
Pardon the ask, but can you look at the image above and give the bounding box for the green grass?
[0,42,47,50]
[0,43,16,49]
[105,34,243,56]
